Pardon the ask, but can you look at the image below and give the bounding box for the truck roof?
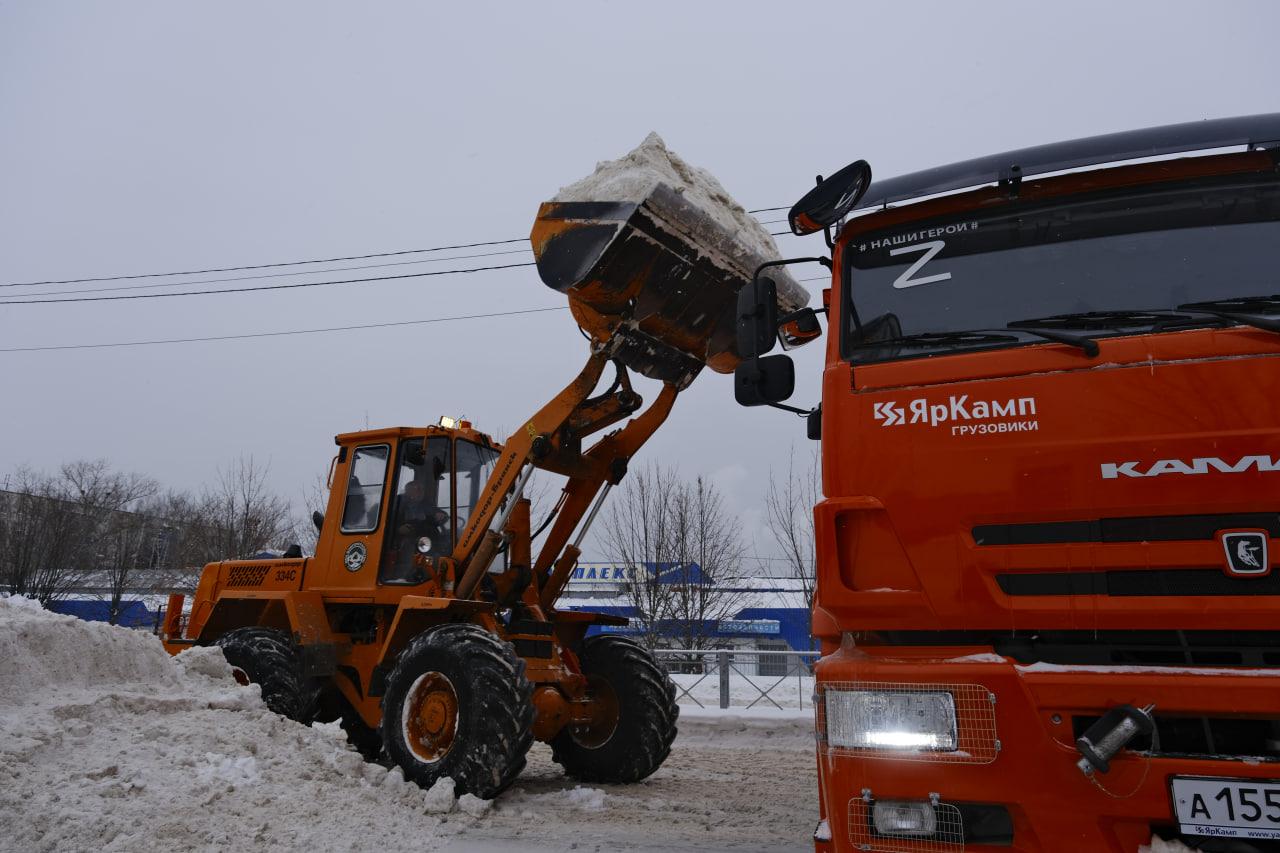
[854,112,1280,212]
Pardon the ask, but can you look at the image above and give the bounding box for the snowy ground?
[0,596,815,852]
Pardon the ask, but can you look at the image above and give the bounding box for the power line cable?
[0,262,536,305]
[0,306,569,353]
[0,237,530,288]
[4,204,798,289]
[23,247,533,298]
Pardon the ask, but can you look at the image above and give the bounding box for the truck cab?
[776,116,1280,852]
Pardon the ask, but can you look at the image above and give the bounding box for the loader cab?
[315,423,500,595]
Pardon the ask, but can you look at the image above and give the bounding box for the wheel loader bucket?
[530,136,810,389]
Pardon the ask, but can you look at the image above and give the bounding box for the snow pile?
[564,785,606,811]
[0,596,485,852]
[554,132,786,270]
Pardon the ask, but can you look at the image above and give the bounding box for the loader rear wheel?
[551,635,678,783]
[381,623,534,799]
[214,627,319,722]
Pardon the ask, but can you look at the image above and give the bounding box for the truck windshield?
[843,172,1280,364]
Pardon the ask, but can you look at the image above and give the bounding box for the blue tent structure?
[48,599,155,628]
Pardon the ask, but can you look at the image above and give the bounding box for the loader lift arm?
[450,348,679,603]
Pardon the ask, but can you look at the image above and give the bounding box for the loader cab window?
[340,444,389,533]
[455,440,499,534]
[380,437,451,584]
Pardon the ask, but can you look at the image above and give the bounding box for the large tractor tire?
[215,627,319,722]
[551,635,678,783]
[380,623,534,799]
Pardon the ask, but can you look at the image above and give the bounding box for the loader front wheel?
[214,627,318,722]
[551,635,678,783]
[381,623,534,798]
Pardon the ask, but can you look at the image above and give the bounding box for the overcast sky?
[1,1,1275,563]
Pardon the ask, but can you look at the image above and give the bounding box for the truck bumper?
[813,645,1280,852]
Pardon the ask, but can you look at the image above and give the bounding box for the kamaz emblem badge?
[1221,531,1269,576]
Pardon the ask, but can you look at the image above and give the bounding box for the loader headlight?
[824,689,957,751]
[417,537,433,554]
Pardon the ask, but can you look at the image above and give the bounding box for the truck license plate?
[1171,776,1280,840]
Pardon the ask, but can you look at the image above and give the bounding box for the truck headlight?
[872,800,937,837]
[825,689,957,751]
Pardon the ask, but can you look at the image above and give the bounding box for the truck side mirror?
[788,160,872,236]
[734,354,795,406]
[736,277,778,359]
[778,307,822,351]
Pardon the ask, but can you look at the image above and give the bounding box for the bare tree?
[602,465,680,649]
[662,475,749,651]
[62,460,159,623]
[601,464,747,651]
[0,468,87,605]
[140,490,217,593]
[764,446,820,617]
[190,456,295,562]
[295,471,331,556]
[0,461,158,611]
[97,509,159,624]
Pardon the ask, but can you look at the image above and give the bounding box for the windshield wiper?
[857,327,1099,357]
[1180,295,1280,314]
[1177,295,1280,333]
[1010,303,1280,336]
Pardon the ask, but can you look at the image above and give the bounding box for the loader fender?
[195,590,337,677]
[379,596,495,670]
[550,608,629,650]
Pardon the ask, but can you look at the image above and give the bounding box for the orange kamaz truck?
[735,114,1280,852]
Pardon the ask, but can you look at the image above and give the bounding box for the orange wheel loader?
[158,163,809,798]
[733,114,1280,851]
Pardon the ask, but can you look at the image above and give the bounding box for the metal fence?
[652,648,818,710]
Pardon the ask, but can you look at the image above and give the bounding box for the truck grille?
[993,630,1280,668]
[870,630,1280,668]
[997,568,1280,597]
[974,511,1280,545]
[1072,714,1280,763]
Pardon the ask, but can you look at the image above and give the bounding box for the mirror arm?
[767,402,812,417]
[752,256,830,283]
[778,306,828,325]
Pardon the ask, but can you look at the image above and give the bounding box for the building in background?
[559,561,812,651]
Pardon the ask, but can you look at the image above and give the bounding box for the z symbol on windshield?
[891,240,951,289]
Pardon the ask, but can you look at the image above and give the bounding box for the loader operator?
[385,479,450,582]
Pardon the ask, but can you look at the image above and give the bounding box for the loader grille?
[225,565,270,588]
